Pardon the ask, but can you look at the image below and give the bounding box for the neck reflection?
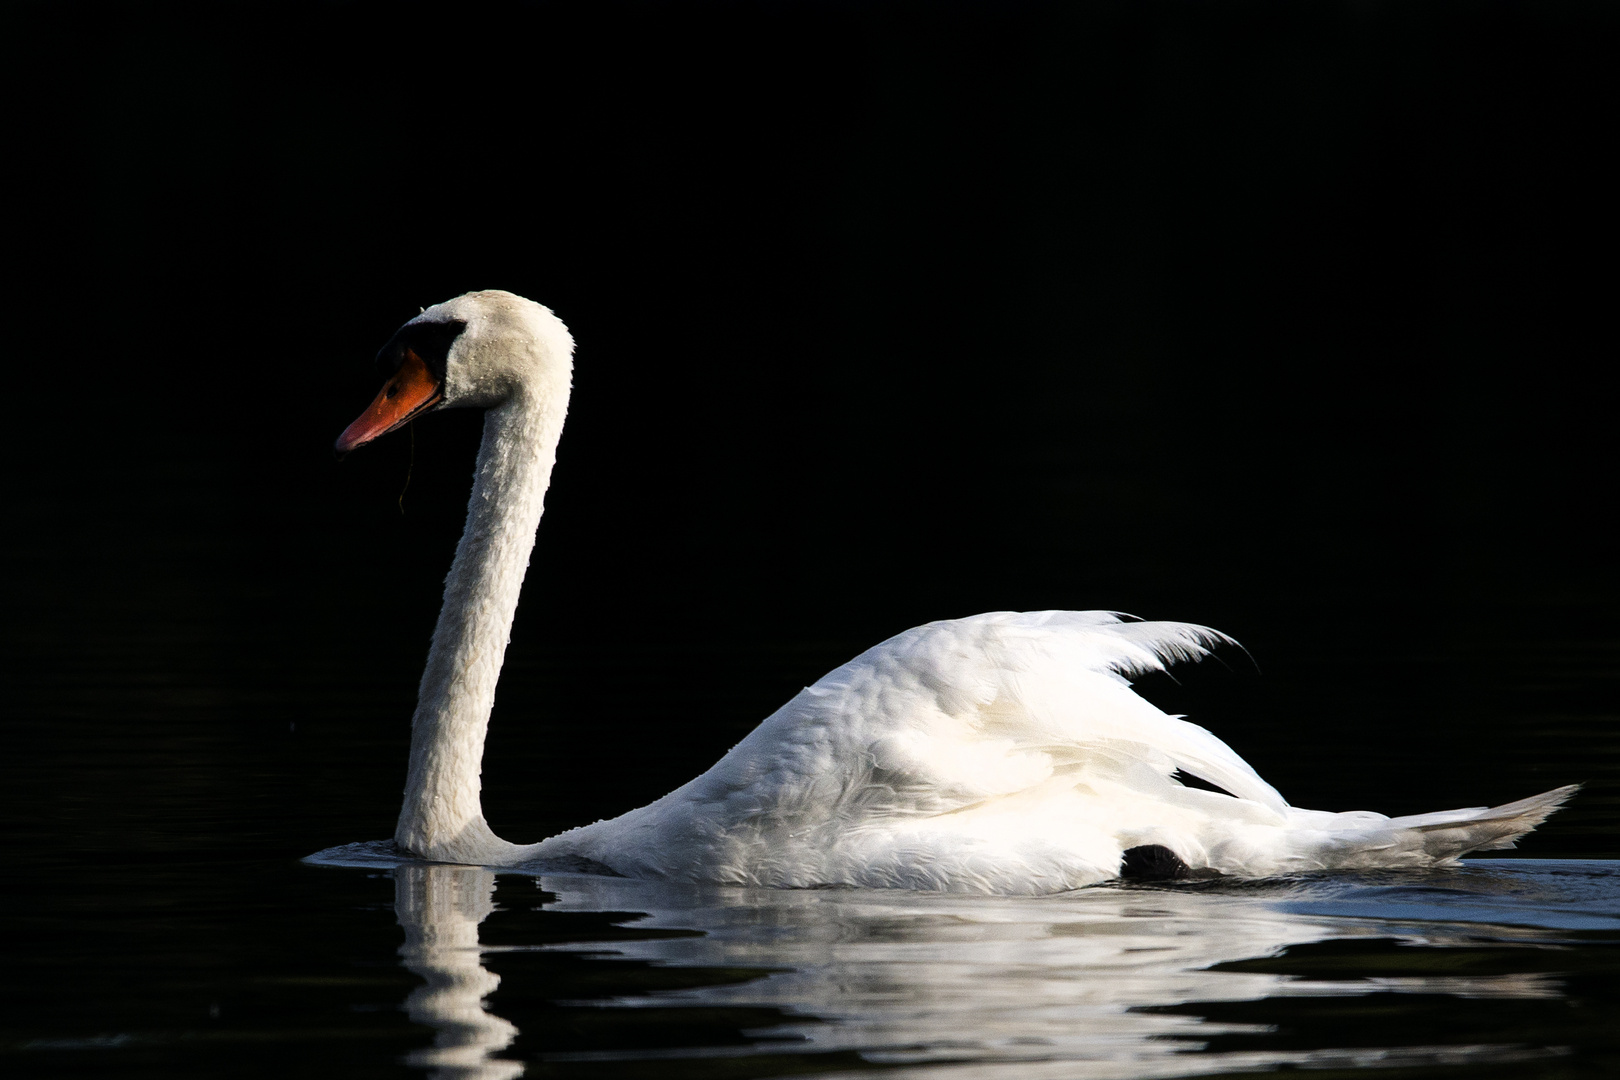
[394,864,523,1080]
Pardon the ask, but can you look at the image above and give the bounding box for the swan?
[322,289,1575,894]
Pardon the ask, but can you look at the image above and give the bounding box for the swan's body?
[328,290,1574,894]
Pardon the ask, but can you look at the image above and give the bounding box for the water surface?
[289,856,1620,1077]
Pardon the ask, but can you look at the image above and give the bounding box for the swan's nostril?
[385,382,400,400]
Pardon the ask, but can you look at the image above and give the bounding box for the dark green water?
[5,1,1618,1076]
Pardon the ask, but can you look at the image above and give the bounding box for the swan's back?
[536,613,1264,890]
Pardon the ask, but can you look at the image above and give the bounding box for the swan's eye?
[374,319,468,383]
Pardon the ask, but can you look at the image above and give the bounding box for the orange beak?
[335,349,444,453]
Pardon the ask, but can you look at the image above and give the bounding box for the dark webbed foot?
[1119,844,1193,882]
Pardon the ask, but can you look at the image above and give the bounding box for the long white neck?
[395,386,567,863]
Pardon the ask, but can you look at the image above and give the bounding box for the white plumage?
[537,611,1572,891]
[322,289,1574,894]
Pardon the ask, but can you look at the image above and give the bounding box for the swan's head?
[336,289,574,453]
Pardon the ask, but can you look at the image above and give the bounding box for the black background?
[4,0,1617,868]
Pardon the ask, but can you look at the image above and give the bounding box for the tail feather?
[1388,784,1580,858]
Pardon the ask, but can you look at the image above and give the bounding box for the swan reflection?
[394,864,523,1080]
[523,864,1596,1077]
[377,858,1617,1078]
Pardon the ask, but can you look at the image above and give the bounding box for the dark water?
[12,843,1620,1078]
[6,1,1619,1076]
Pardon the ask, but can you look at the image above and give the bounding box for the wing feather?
[704,611,1285,822]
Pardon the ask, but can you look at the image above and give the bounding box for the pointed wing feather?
[959,612,1286,813]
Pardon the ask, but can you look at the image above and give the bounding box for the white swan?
[326,289,1575,894]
